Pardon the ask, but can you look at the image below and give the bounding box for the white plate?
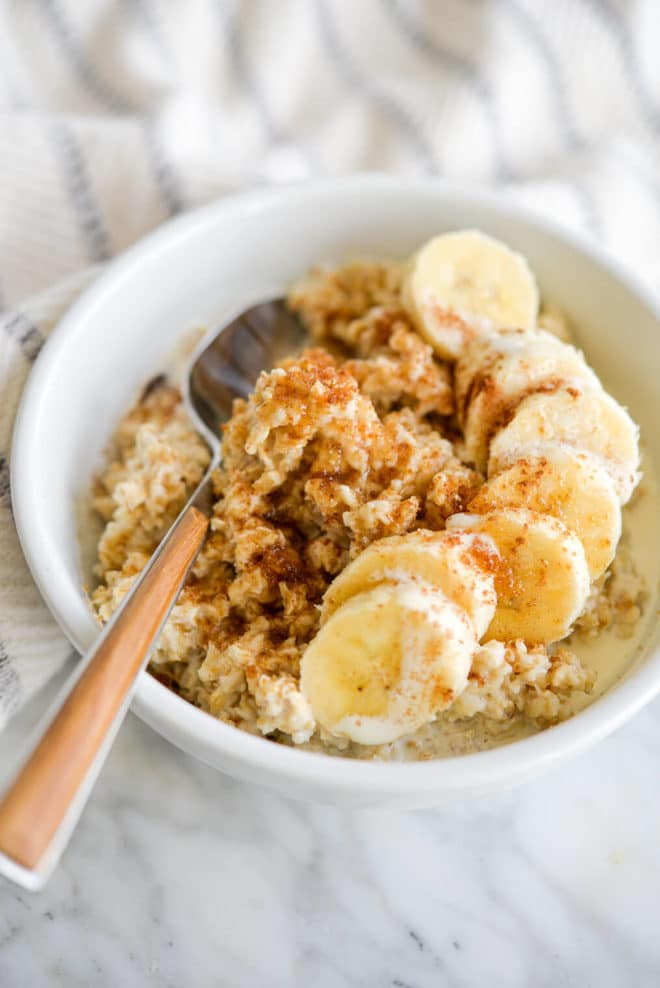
[11,176,660,806]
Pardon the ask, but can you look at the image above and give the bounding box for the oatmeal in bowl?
[89,230,649,762]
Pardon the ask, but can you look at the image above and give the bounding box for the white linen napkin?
[1,0,659,729]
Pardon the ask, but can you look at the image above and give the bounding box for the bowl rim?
[11,173,660,793]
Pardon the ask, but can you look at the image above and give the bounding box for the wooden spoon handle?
[0,504,208,878]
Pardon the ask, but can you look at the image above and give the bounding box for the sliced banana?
[301,581,476,745]
[487,388,641,504]
[455,327,537,423]
[457,330,601,471]
[321,529,499,639]
[447,508,591,644]
[402,231,539,360]
[468,447,621,579]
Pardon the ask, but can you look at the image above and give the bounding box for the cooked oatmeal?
[91,252,647,759]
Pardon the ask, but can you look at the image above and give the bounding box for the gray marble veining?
[1,689,660,987]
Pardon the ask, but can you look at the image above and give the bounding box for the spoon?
[0,299,307,890]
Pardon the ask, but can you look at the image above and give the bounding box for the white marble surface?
[2,678,660,988]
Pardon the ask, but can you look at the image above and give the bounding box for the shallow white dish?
[11,176,660,807]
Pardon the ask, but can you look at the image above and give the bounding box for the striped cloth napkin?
[2,0,660,729]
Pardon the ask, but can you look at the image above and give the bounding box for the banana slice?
[487,388,641,504]
[455,327,537,423]
[402,231,539,360]
[301,581,476,744]
[447,508,591,644]
[458,330,601,471]
[468,447,621,579]
[321,529,499,639]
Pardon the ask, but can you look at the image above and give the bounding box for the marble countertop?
[1,675,660,988]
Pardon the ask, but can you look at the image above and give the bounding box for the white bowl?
[11,176,660,807]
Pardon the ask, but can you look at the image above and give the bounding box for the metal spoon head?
[186,298,308,444]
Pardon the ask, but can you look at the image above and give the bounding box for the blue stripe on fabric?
[117,3,185,216]
[315,0,438,174]
[142,116,186,216]
[121,0,174,70]
[499,0,583,150]
[51,123,112,263]
[381,0,509,178]
[218,0,318,181]
[0,639,21,720]
[219,0,283,143]
[0,456,10,504]
[38,0,135,114]
[2,311,44,362]
[579,0,660,132]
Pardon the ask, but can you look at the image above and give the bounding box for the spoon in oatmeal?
[0,300,307,890]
